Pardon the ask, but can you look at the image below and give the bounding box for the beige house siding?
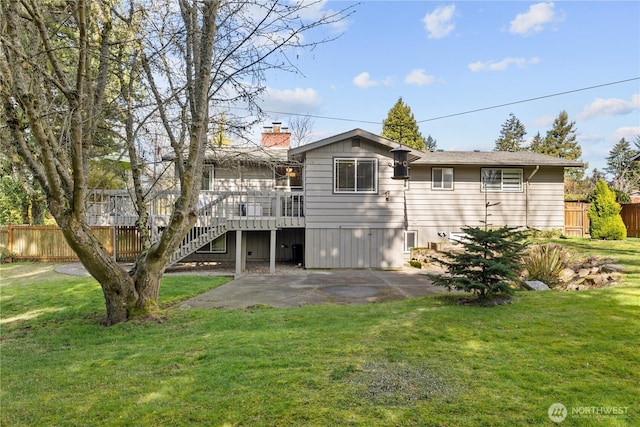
[301,137,406,268]
[303,138,406,228]
[405,165,566,244]
[305,228,404,269]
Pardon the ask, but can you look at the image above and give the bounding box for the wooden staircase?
[168,221,228,266]
[165,194,230,267]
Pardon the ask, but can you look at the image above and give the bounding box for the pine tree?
[606,137,640,194]
[428,225,527,300]
[425,134,438,151]
[532,110,586,182]
[528,131,543,153]
[381,97,427,151]
[535,111,582,159]
[588,179,627,240]
[494,113,527,151]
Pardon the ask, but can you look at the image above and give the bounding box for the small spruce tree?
[428,225,527,300]
[587,179,627,240]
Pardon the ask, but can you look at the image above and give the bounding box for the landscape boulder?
[523,280,551,291]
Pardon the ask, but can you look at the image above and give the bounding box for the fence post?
[112,224,117,261]
[8,224,13,255]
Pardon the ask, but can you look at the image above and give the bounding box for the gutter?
[526,165,540,228]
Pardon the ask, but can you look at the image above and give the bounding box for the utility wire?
[417,77,640,123]
[260,77,640,125]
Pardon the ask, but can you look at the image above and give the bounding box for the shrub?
[0,248,16,263]
[587,179,627,240]
[409,259,422,269]
[427,225,527,299]
[612,189,631,204]
[522,244,570,288]
[528,228,563,239]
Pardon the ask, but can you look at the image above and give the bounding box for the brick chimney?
[261,122,291,148]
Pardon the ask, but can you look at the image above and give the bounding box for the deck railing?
[85,190,304,229]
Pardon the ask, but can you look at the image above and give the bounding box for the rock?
[578,268,591,277]
[559,268,576,282]
[523,280,551,291]
[601,264,624,273]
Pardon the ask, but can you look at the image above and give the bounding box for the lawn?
[1,238,638,426]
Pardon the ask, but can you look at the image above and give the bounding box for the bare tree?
[0,0,351,325]
[289,115,315,147]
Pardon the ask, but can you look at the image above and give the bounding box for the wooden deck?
[86,190,305,230]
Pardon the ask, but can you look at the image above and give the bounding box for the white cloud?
[293,0,351,33]
[262,87,322,112]
[404,69,436,86]
[352,72,393,88]
[613,126,640,141]
[468,57,540,72]
[577,94,640,120]
[510,2,559,36]
[422,5,456,39]
[533,114,556,128]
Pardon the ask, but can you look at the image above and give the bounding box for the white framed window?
[334,158,378,193]
[481,168,523,192]
[404,230,417,253]
[432,167,454,190]
[275,165,303,189]
[196,234,226,253]
[202,165,214,191]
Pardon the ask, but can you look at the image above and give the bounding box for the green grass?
[1,240,639,426]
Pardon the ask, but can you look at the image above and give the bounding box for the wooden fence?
[564,202,640,238]
[0,225,141,262]
[621,203,640,238]
[564,201,590,237]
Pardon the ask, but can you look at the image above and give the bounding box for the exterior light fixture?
[390,146,410,180]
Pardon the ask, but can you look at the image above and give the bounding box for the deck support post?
[235,230,245,278]
[269,229,276,274]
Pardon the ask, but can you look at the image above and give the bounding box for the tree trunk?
[131,254,166,313]
[59,216,138,325]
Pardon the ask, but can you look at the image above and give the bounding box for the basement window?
[404,230,417,253]
[196,234,227,254]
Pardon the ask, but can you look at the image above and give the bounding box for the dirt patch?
[343,361,455,405]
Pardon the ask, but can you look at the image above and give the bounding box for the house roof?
[163,145,298,167]
[204,146,294,166]
[288,128,424,161]
[412,150,585,167]
[632,152,640,162]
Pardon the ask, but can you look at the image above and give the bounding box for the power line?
[417,77,640,123]
[261,77,640,125]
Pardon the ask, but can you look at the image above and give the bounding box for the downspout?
[526,165,540,228]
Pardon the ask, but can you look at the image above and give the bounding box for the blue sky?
[256,1,640,174]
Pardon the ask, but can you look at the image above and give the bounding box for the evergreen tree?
[381,97,427,150]
[428,225,527,300]
[605,137,640,194]
[425,134,438,151]
[588,179,627,240]
[494,113,527,151]
[532,110,586,182]
[536,111,582,159]
[528,131,543,153]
